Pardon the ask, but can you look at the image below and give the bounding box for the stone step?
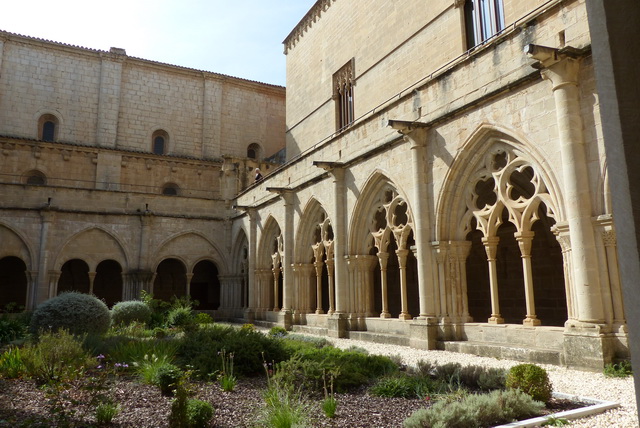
[441,340,563,365]
[348,331,411,347]
[291,325,328,336]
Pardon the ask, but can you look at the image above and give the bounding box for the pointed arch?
[436,124,564,241]
[295,197,331,263]
[257,216,282,269]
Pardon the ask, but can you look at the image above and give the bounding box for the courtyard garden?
[0,292,632,427]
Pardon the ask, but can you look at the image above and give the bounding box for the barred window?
[333,60,355,131]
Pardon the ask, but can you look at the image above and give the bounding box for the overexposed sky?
[0,0,317,86]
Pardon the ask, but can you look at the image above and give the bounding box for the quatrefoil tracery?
[369,187,414,253]
[462,147,556,237]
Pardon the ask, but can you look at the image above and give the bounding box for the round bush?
[30,292,111,336]
[505,363,553,403]
[156,363,182,396]
[111,300,152,326]
[186,399,214,428]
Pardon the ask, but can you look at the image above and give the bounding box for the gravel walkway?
[319,335,638,427]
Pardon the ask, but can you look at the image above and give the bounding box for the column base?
[380,312,392,319]
[409,318,438,350]
[488,316,504,324]
[563,322,615,370]
[327,312,349,338]
[399,313,412,321]
[315,309,325,315]
[243,308,255,324]
[523,316,541,326]
[277,310,293,331]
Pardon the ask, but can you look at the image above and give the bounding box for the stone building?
[233,0,627,371]
[0,0,630,370]
[0,30,285,316]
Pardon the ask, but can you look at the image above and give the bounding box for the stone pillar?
[554,224,576,320]
[326,257,336,315]
[453,241,472,321]
[539,56,604,324]
[515,231,540,326]
[246,209,257,321]
[313,243,325,314]
[404,128,436,318]
[362,255,378,317]
[185,273,193,299]
[602,229,626,325]
[328,167,348,313]
[48,270,61,299]
[482,236,503,324]
[432,242,449,319]
[34,210,54,309]
[282,192,295,314]
[88,272,97,295]
[377,252,391,318]
[272,264,281,312]
[396,249,411,320]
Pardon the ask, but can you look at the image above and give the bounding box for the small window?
[162,183,179,196]
[25,170,47,186]
[152,130,169,155]
[464,0,504,49]
[38,114,60,142]
[334,60,355,131]
[247,143,262,160]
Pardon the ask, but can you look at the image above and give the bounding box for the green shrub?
[21,328,92,383]
[111,300,152,326]
[269,326,288,337]
[108,337,178,367]
[0,315,29,345]
[0,346,26,378]
[458,365,507,391]
[403,389,545,428]
[257,384,312,428]
[167,306,195,328]
[604,360,633,378]
[177,324,288,379]
[506,363,553,403]
[186,399,214,427]
[240,323,256,332]
[194,312,213,325]
[283,346,398,392]
[30,292,111,337]
[95,401,120,424]
[370,374,443,399]
[134,351,178,385]
[156,363,183,396]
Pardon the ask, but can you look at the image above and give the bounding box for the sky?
[0,0,317,86]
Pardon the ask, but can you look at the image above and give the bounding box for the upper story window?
[333,59,355,131]
[152,130,169,155]
[38,114,59,142]
[464,0,504,49]
[247,143,262,160]
[162,182,179,196]
[25,170,47,186]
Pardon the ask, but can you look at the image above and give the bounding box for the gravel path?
[320,335,638,427]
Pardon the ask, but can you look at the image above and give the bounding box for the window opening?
[334,60,355,130]
[152,130,169,155]
[465,0,504,49]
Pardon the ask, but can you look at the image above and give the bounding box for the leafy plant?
[21,328,92,383]
[218,349,236,392]
[194,312,213,325]
[0,346,25,378]
[321,369,338,418]
[30,292,111,337]
[604,360,632,378]
[95,400,120,424]
[109,337,178,367]
[156,363,183,396]
[167,306,195,329]
[258,383,311,428]
[0,315,29,345]
[111,300,152,326]
[134,353,177,385]
[505,363,553,403]
[269,326,288,337]
[542,414,570,426]
[186,399,214,428]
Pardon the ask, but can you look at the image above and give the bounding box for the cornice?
[283,0,337,55]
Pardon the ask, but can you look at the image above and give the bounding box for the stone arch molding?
[54,227,129,271]
[350,171,414,254]
[295,197,333,264]
[258,215,283,270]
[155,231,228,274]
[439,126,564,240]
[0,222,35,268]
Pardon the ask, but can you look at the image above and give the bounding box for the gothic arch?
[295,197,332,263]
[257,216,282,269]
[349,171,414,255]
[437,125,564,241]
[54,227,128,271]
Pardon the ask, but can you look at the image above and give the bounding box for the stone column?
[48,270,61,299]
[432,242,449,319]
[272,264,281,312]
[538,54,604,324]
[362,255,378,317]
[404,128,436,318]
[515,231,540,326]
[602,230,626,324]
[377,252,391,318]
[397,249,411,320]
[333,167,348,314]
[454,242,472,321]
[34,210,54,309]
[482,236,503,324]
[185,273,193,299]
[246,209,257,319]
[313,243,325,314]
[88,272,97,295]
[326,257,336,314]
[282,192,295,314]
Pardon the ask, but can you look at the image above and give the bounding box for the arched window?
[25,170,47,186]
[162,182,179,196]
[38,114,60,142]
[152,130,169,155]
[247,143,262,160]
